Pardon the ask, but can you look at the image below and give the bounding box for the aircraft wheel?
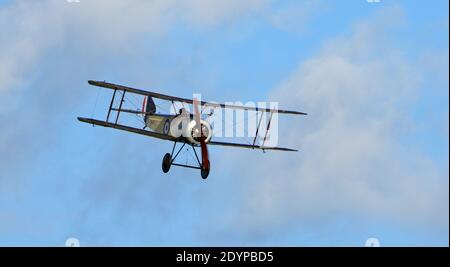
[200,166,210,179]
[162,153,172,173]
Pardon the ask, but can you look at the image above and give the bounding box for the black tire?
[162,153,172,173]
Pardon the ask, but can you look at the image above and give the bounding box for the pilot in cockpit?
[178,107,189,117]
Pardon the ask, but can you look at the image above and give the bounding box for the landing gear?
[163,142,211,179]
[162,142,185,174]
[162,153,172,173]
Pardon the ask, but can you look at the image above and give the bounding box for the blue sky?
[0,0,448,246]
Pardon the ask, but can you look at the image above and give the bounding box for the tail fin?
[142,96,156,122]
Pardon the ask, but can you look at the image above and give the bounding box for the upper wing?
[208,141,298,152]
[88,80,307,115]
[78,117,179,142]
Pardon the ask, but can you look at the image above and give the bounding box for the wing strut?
[115,91,126,124]
[261,112,274,150]
[252,111,264,147]
[106,89,117,122]
[252,111,275,151]
[104,87,127,125]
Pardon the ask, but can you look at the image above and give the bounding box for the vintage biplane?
[78,80,306,179]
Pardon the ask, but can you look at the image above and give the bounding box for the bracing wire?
[91,87,101,119]
[221,109,260,145]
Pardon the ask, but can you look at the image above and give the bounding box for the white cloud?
[0,1,447,245]
[0,0,268,192]
[0,0,270,173]
[0,0,268,96]
[181,0,268,28]
[268,0,325,33]
[216,6,449,238]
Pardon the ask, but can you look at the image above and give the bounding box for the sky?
[0,0,448,246]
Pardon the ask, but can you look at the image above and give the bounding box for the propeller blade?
[194,98,209,171]
[193,97,202,137]
[200,139,210,171]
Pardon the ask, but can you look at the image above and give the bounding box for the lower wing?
[208,141,298,152]
[78,117,297,151]
[77,117,178,142]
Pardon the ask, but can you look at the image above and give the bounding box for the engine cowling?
[168,116,212,144]
[185,119,212,144]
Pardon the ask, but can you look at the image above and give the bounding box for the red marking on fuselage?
[142,96,147,113]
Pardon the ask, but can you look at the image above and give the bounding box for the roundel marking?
[163,119,170,135]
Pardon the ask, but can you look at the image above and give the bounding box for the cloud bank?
[210,6,449,243]
[0,1,447,246]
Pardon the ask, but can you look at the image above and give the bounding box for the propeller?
[193,98,210,173]
[142,96,148,128]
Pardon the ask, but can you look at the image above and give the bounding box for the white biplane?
[78,80,306,179]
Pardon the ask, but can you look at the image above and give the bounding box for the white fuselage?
[146,113,212,145]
